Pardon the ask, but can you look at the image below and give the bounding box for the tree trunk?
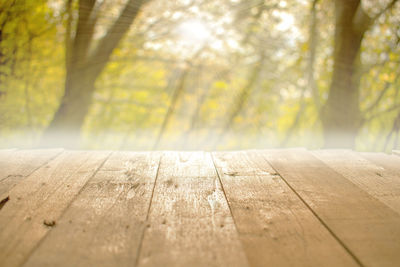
[41,0,146,148]
[42,67,98,147]
[321,0,398,148]
[321,0,364,148]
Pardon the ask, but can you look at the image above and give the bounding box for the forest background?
[0,0,399,151]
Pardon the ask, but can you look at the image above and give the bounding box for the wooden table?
[1,149,400,267]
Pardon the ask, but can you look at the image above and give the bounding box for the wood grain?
[0,151,110,267]
[264,149,400,267]
[0,149,399,267]
[212,151,358,267]
[0,149,63,198]
[136,151,249,267]
[313,150,400,214]
[360,152,400,174]
[24,152,160,267]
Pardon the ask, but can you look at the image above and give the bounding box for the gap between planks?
[262,149,400,267]
[1,150,400,267]
[0,149,64,201]
[23,151,248,267]
[260,150,362,266]
[134,151,249,267]
[312,150,400,215]
[0,151,112,266]
[212,151,359,267]
[133,152,163,267]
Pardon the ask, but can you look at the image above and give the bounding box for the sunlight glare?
[273,10,295,31]
[176,19,211,44]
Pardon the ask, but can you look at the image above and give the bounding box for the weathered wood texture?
[212,151,358,267]
[0,149,63,198]
[313,150,400,214]
[0,151,110,266]
[25,152,160,267]
[264,149,400,267]
[136,152,248,267]
[361,152,400,174]
[0,149,399,267]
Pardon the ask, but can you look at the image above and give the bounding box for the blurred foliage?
[0,0,399,151]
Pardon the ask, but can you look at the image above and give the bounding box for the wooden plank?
[313,150,400,214]
[212,151,358,267]
[24,152,161,267]
[136,151,249,267]
[0,149,63,178]
[263,149,400,267]
[0,149,63,198]
[0,150,110,267]
[360,152,400,174]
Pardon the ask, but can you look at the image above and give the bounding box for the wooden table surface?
[0,149,400,267]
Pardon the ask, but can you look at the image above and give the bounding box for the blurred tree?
[281,0,320,146]
[321,0,399,148]
[0,0,399,151]
[0,0,59,145]
[212,0,275,147]
[42,0,150,147]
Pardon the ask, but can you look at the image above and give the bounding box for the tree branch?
[354,0,399,34]
[353,2,373,34]
[384,109,400,150]
[211,49,266,149]
[152,47,205,150]
[373,0,399,20]
[65,0,73,71]
[308,0,320,113]
[281,0,320,146]
[89,0,147,73]
[364,103,400,124]
[72,0,97,63]
[364,73,399,114]
[364,82,392,113]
